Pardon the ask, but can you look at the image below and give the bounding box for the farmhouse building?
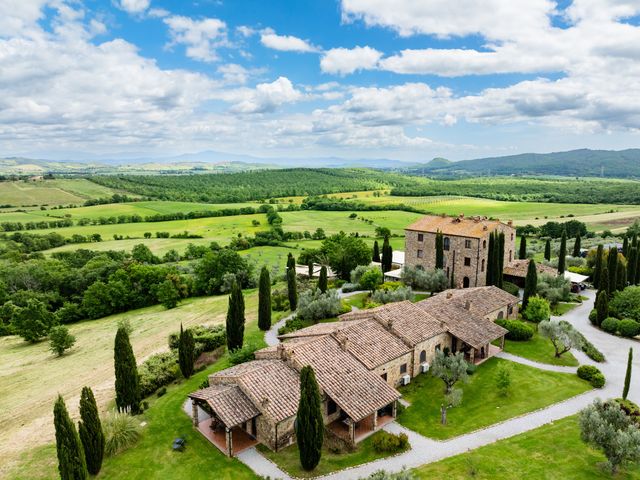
[188,286,517,457]
[404,214,516,288]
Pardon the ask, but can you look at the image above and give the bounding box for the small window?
[435,344,441,352]
[511,233,514,241]
[483,240,487,249]
[327,399,337,415]
[419,350,427,362]
[509,250,513,262]
[464,257,471,266]
[443,237,450,251]
[465,239,472,248]
[508,305,513,315]
[400,364,407,374]
[417,249,423,258]
[417,233,424,242]
[381,373,387,381]
[481,259,485,272]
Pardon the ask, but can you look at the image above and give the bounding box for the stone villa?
[188,286,518,457]
[404,214,516,288]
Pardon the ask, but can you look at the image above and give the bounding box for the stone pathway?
[230,288,640,479]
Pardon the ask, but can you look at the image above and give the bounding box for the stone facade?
[410,332,451,377]
[404,216,516,288]
[373,351,414,388]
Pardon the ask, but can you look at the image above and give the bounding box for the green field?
[0,287,286,479]
[0,179,134,207]
[397,358,590,439]
[413,415,640,479]
[280,210,423,236]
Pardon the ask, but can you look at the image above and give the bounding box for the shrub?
[168,325,225,356]
[577,365,601,381]
[371,286,413,305]
[523,296,551,323]
[271,290,290,311]
[501,281,519,297]
[228,343,259,365]
[495,319,534,341]
[278,317,306,335]
[297,289,342,321]
[590,373,606,388]
[340,282,360,293]
[600,317,620,334]
[582,340,606,363]
[48,325,76,356]
[466,362,478,376]
[371,431,409,453]
[401,265,447,291]
[536,273,571,305]
[618,319,640,338]
[588,309,598,325]
[138,351,180,398]
[156,387,167,397]
[609,286,640,321]
[103,411,142,457]
[616,398,640,425]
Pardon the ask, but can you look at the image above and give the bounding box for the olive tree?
[538,320,582,358]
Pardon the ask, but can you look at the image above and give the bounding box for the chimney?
[465,300,471,310]
[261,398,269,408]
[459,213,464,219]
[483,225,488,231]
[340,337,349,351]
[507,220,513,227]
[446,291,453,299]
[277,343,285,359]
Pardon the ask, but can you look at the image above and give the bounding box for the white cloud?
[236,25,255,37]
[217,64,251,85]
[320,46,382,75]
[226,77,303,114]
[260,28,319,53]
[163,15,228,62]
[116,0,150,15]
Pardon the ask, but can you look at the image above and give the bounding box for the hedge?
[577,365,605,389]
[618,319,640,338]
[371,431,409,453]
[495,319,534,341]
[600,317,620,334]
[138,351,180,398]
[501,281,520,297]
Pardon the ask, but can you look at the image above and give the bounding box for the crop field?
[0,179,134,207]
[280,210,423,236]
[0,288,279,478]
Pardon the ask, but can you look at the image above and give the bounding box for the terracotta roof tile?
[418,286,519,318]
[278,320,363,341]
[189,384,259,427]
[406,214,509,238]
[503,259,557,278]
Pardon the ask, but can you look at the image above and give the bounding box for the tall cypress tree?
[226,281,245,351]
[296,366,323,471]
[572,233,581,258]
[258,266,272,331]
[607,247,618,295]
[593,244,603,289]
[287,267,298,310]
[544,238,551,261]
[617,261,627,292]
[595,289,609,326]
[486,232,495,286]
[518,236,527,260]
[623,235,629,257]
[308,261,314,278]
[435,231,444,270]
[522,259,538,312]
[114,327,140,414]
[497,232,505,288]
[381,236,393,273]
[623,347,633,400]
[628,247,638,286]
[557,230,567,274]
[599,266,609,298]
[372,240,380,263]
[178,324,195,378]
[636,249,640,284]
[287,253,296,270]
[78,386,104,475]
[318,266,328,294]
[54,395,88,480]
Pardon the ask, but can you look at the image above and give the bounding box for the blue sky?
[1,0,640,162]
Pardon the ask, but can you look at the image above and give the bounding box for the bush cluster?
[618,319,640,338]
[228,343,259,365]
[501,281,520,297]
[600,317,620,334]
[495,319,534,341]
[371,286,413,305]
[371,431,409,453]
[168,324,225,356]
[138,351,180,398]
[296,289,342,321]
[577,365,606,388]
[616,398,640,425]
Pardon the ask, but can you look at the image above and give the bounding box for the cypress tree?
[435,231,444,270]
[595,289,609,326]
[628,247,638,286]
[522,259,538,312]
[486,232,495,286]
[372,240,380,263]
[54,395,87,480]
[636,248,640,285]
[296,366,323,471]
[114,327,140,414]
[226,281,245,351]
[497,232,505,288]
[607,247,618,294]
[593,244,603,289]
[381,236,393,273]
[307,261,314,278]
[518,236,527,260]
[78,386,104,475]
[544,238,551,261]
[557,230,567,274]
[287,253,295,270]
[178,324,195,378]
[287,267,298,310]
[623,347,633,400]
[623,235,629,257]
[599,266,609,298]
[258,267,271,331]
[318,266,328,294]
[617,261,627,292]
[572,233,581,258]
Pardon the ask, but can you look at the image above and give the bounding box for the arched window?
[420,350,427,363]
[463,277,470,288]
[481,259,485,272]
[443,237,450,251]
[497,311,504,319]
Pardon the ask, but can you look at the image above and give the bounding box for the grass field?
[280,210,423,236]
[500,328,579,367]
[0,288,286,478]
[412,415,640,479]
[397,358,590,439]
[0,179,134,207]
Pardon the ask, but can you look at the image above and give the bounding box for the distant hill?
[407,149,640,178]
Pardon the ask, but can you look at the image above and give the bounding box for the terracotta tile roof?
[210,360,300,423]
[503,259,557,278]
[278,320,363,341]
[417,286,519,318]
[284,336,400,421]
[406,214,508,238]
[333,319,411,369]
[254,345,280,360]
[189,384,259,427]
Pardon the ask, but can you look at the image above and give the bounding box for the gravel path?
[231,288,639,479]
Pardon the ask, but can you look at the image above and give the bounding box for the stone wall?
[373,351,414,388]
[410,332,452,377]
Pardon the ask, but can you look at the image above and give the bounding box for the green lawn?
[500,327,579,367]
[412,415,640,479]
[397,358,590,439]
[344,292,370,309]
[257,430,408,478]
[552,302,580,316]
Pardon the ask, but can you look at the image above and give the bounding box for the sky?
[1,0,640,162]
